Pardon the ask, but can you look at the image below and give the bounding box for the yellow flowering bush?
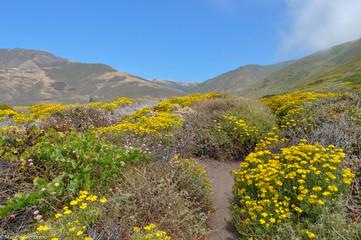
[127,107,152,120]
[176,156,212,192]
[0,109,17,121]
[216,115,260,143]
[231,139,355,238]
[28,103,70,120]
[1,101,108,126]
[151,92,223,114]
[260,92,345,132]
[97,112,183,136]
[0,125,20,134]
[261,92,337,118]
[166,92,223,107]
[33,190,107,240]
[0,104,70,126]
[254,130,288,152]
[100,97,134,111]
[85,102,105,108]
[154,101,174,112]
[132,223,172,240]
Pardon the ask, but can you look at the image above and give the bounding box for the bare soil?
[198,159,241,240]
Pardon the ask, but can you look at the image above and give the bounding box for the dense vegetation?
[1,86,360,239]
[231,87,361,239]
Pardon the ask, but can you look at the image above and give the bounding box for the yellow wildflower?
[306,231,316,238]
[64,209,72,214]
[79,202,87,209]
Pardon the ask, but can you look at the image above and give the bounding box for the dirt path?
[198,160,241,240]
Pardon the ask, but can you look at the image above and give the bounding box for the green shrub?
[170,97,278,161]
[95,157,213,239]
[0,103,13,111]
[0,127,148,218]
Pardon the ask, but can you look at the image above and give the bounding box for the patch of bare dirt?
[198,159,241,240]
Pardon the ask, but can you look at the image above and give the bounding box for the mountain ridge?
[0,48,186,105]
[241,38,361,97]
[189,60,296,95]
[148,78,200,92]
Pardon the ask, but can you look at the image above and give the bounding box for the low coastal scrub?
[2,88,360,239]
[169,97,278,161]
[231,139,355,239]
[0,93,220,239]
[230,87,361,239]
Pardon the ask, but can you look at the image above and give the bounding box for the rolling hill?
[188,60,296,95]
[0,48,186,105]
[298,57,361,91]
[241,38,361,98]
[148,78,200,92]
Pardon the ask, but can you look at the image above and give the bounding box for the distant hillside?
[0,48,186,105]
[0,48,68,69]
[242,38,361,98]
[189,60,295,94]
[299,57,361,91]
[149,78,200,91]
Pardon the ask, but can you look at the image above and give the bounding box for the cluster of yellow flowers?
[217,115,259,143]
[34,190,107,240]
[0,109,17,121]
[132,223,171,240]
[27,103,70,120]
[100,97,134,111]
[262,92,342,117]
[261,92,340,117]
[0,93,224,134]
[232,139,354,234]
[0,125,19,133]
[10,234,60,240]
[96,112,183,136]
[166,92,223,107]
[261,92,345,133]
[97,92,223,136]
[0,104,69,125]
[0,101,108,126]
[128,107,152,120]
[174,156,212,192]
[254,130,288,152]
[154,101,174,112]
[153,92,223,112]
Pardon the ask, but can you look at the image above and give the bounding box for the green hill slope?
[189,60,295,95]
[241,38,361,98]
[297,57,361,91]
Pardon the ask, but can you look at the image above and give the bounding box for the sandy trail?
[198,160,241,240]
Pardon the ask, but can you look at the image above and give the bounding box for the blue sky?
[1,0,361,82]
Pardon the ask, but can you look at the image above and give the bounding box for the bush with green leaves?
[0,103,13,111]
[169,97,278,161]
[0,127,148,218]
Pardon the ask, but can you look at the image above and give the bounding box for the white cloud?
[278,0,361,57]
